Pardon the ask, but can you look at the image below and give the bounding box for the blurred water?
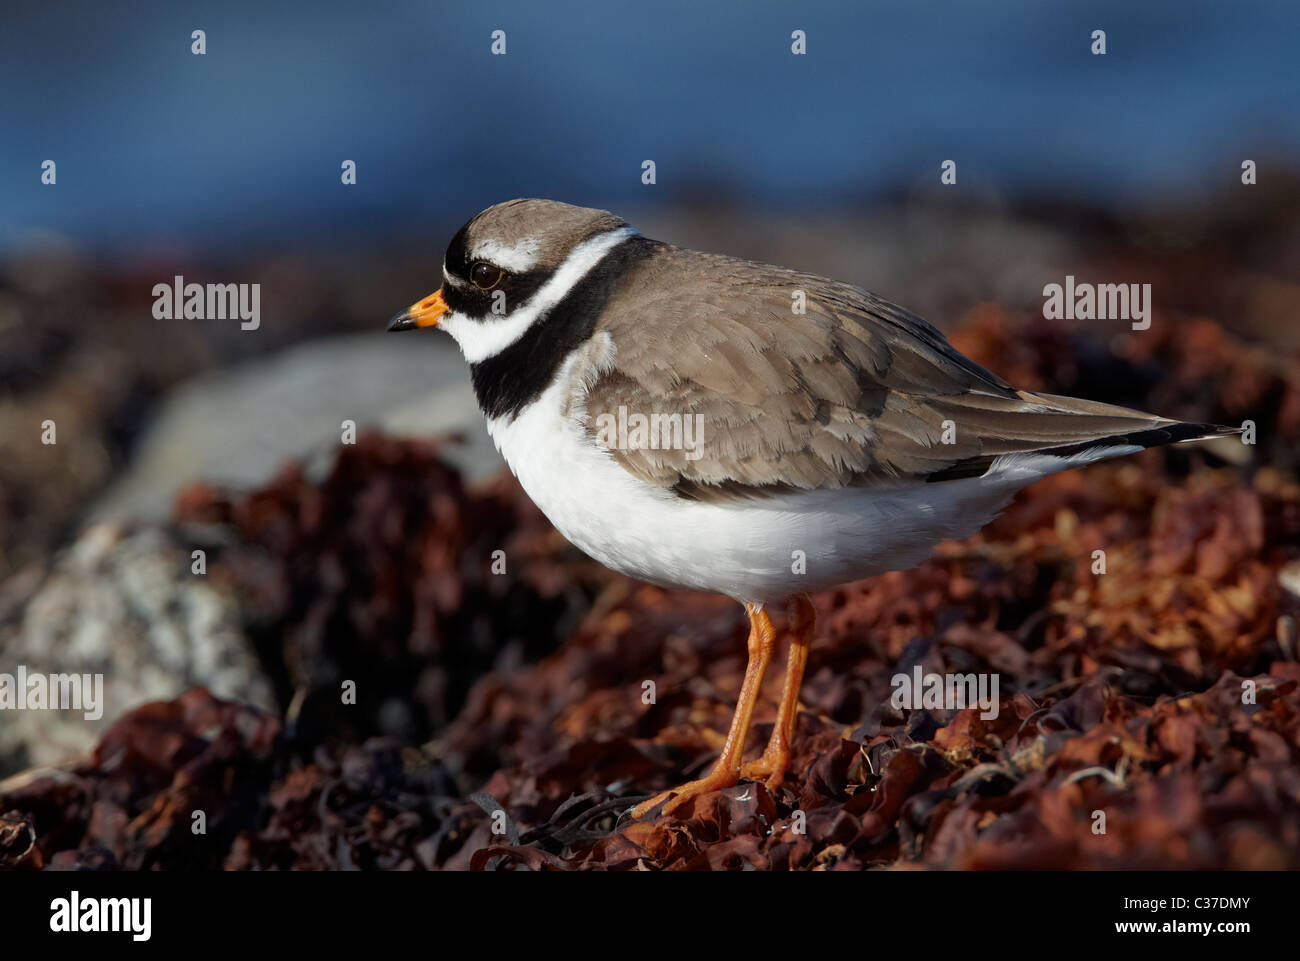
[2,0,1298,255]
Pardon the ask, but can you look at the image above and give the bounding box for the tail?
[926,390,1243,483]
[1021,408,1242,462]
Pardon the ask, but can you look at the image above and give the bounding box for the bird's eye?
[470,262,504,290]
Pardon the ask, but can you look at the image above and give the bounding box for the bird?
[388,198,1238,819]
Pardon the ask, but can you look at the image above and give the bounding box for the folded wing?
[582,247,1225,501]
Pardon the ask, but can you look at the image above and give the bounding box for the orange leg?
[738,595,815,790]
[629,603,776,819]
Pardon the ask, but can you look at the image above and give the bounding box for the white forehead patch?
[470,236,542,273]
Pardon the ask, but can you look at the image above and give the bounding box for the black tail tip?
[1168,422,1243,444]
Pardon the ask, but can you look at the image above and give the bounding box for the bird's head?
[387,198,632,364]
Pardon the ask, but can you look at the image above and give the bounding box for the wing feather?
[578,246,1173,501]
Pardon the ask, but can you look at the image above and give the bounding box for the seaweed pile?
[2,308,1298,871]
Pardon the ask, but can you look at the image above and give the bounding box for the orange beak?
[387,289,448,331]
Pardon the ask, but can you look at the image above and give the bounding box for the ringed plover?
[388,199,1236,818]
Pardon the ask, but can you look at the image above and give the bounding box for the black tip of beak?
[387,309,416,332]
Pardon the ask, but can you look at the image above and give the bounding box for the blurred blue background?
[4,0,1298,256]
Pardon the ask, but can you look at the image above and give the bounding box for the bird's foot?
[738,744,790,792]
[628,766,741,819]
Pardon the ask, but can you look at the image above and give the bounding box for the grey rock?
[0,523,275,775]
[91,333,499,523]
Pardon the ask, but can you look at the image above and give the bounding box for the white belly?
[482,358,1094,605]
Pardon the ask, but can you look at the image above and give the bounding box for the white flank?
[440,226,638,364]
